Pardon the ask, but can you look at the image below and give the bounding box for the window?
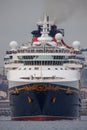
[35,67,39,70]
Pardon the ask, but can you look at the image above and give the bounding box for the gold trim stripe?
[8,84,79,94]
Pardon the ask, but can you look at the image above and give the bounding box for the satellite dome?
[9,41,18,50]
[55,33,63,42]
[72,41,80,50]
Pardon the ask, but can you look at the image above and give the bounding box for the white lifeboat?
[33,42,41,46]
[46,41,57,46]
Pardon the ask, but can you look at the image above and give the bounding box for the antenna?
[41,14,49,36]
[38,14,52,42]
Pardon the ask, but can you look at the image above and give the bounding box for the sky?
[0,0,87,66]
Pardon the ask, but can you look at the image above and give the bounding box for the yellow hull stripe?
[8,83,79,94]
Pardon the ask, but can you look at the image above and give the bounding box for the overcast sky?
[0,0,87,66]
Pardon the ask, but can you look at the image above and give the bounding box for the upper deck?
[4,15,84,70]
[6,46,81,55]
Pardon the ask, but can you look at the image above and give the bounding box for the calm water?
[0,116,87,130]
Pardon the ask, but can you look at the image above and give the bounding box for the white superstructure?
[4,15,84,90]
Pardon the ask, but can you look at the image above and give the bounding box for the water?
[0,116,87,130]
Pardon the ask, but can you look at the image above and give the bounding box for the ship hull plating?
[9,83,80,120]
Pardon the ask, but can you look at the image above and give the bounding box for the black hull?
[9,83,80,120]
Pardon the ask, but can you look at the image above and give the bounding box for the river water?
[0,116,87,130]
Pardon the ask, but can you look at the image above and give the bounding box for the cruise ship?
[4,15,84,120]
